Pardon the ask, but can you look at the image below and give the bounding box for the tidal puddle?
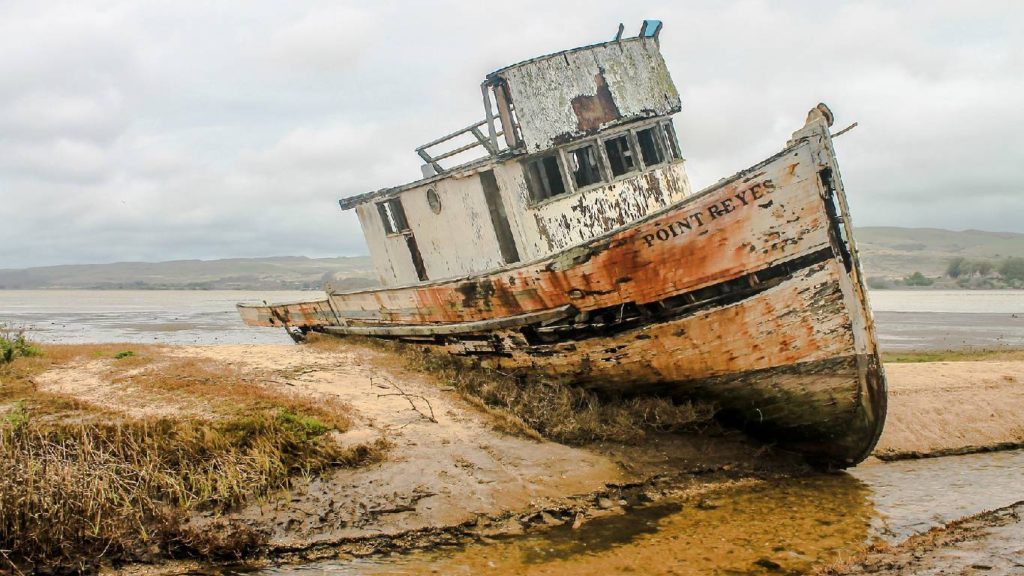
[850,449,1024,542]
[260,450,1024,576]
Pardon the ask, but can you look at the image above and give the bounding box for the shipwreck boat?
[239,21,887,467]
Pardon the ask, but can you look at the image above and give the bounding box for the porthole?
[426,188,442,214]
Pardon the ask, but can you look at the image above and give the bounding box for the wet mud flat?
[238,451,1024,576]
[106,342,800,560]
[75,343,1023,575]
[874,310,1024,351]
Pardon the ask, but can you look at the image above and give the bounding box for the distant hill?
[854,227,1024,278]
[1,227,1021,290]
[0,256,377,290]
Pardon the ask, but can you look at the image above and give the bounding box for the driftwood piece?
[372,376,437,424]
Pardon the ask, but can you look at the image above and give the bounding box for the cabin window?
[567,144,604,188]
[523,153,567,201]
[662,121,682,159]
[426,187,442,214]
[636,126,666,166]
[377,198,410,235]
[603,134,638,177]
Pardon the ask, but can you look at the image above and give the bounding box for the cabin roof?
[485,36,645,84]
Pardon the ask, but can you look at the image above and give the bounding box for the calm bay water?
[869,290,1024,350]
[869,289,1024,314]
[0,289,314,345]
[0,289,1021,350]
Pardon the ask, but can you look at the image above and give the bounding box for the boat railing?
[414,118,509,176]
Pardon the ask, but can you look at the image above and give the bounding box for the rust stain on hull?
[570,72,622,134]
[237,299,336,329]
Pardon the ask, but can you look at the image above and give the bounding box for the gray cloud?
[0,0,1021,268]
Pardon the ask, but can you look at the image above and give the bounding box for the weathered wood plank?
[320,305,574,337]
[237,299,337,328]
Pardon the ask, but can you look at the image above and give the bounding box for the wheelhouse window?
[661,121,682,159]
[603,134,638,177]
[377,198,409,235]
[636,126,666,166]
[567,144,604,188]
[523,152,567,201]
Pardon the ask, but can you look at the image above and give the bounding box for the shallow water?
[258,450,1024,576]
[0,290,313,345]
[852,450,1024,542]
[874,311,1024,350]
[870,289,1024,350]
[869,290,1024,314]
[1,289,1022,350]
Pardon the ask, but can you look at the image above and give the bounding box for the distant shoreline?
[0,285,330,291]
[0,255,377,292]
[1,226,1021,290]
[868,285,1023,291]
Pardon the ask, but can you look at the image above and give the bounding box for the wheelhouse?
[338,21,692,288]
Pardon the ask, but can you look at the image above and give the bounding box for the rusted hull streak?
[238,120,886,467]
[237,299,337,329]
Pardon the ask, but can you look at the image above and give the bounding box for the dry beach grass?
[0,341,384,572]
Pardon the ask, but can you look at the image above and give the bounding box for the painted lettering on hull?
[641,180,776,248]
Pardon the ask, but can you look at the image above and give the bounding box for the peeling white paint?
[495,38,680,152]
[356,157,691,286]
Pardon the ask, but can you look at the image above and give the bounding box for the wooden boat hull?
[239,113,887,467]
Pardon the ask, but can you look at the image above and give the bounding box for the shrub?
[999,257,1024,282]
[946,257,1000,279]
[0,324,41,365]
[903,271,934,287]
[866,276,892,289]
[945,256,966,278]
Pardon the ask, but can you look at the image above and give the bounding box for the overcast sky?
[1,1,1021,268]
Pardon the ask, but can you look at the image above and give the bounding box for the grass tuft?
[0,324,41,365]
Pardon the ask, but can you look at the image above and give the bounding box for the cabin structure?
[338,21,692,287]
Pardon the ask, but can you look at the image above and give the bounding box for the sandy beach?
[873,359,1024,459]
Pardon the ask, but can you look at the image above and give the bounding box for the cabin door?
[479,170,520,264]
[377,198,428,282]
